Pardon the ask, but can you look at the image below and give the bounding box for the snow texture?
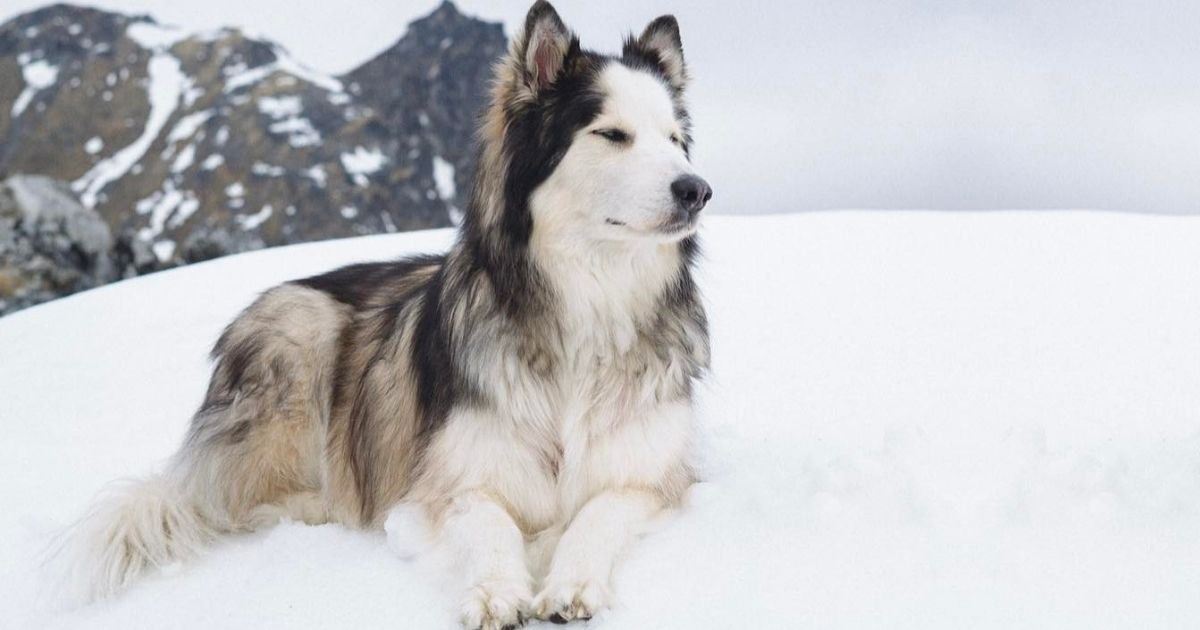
[267,116,320,148]
[251,162,286,177]
[135,181,199,240]
[170,144,195,174]
[200,154,224,171]
[432,155,456,201]
[304,165,327,188]
[256,95,302,119]
[12,58,59,117]
[124,21,189,50]
[73,24,187,208]
[235,204,273,230]
[151,239,175,262]
[340,147,387,175]
[165,110,213,145]
[1,213,1199,629]
[224,47,343,94]
[341,147,387,188]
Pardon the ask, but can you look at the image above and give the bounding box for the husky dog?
[65,2,711,627]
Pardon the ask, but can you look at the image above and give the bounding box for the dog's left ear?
[630,15,688,92]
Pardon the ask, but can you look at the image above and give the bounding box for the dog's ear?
[516,1,574,96]
[632,15,688,92]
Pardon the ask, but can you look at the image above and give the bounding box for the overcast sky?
[4,0,1199,213]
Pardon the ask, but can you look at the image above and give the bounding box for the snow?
[273,47,344,93]
[268,117,321,148]
[200,154,225,171]
[170,144,195,173]
[341,146,388,175]
[84,137,104,155]
[169,196,201,230]
[251,162,286,177]
[222,62,272,92]
[12,59,59,117]
[224,47,343,94]
[340,205,359,219]
[165,110,214,145]
[342,147,388,188]
[22,60,58,87]
[380,210,398,233]
[305,165,327,188]
[74,51,185,208]
[432,156,457,201]
[125,21,189,50]
[136,182,199,239]
[256,95,302,119]
[235,204,273,230]
[432,156,461,223]
[151,239,176,262]
[1,213,1199,629]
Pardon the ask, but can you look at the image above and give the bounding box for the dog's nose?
[671,175,713,215]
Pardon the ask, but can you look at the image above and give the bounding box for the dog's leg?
[439,492,533,630]
[533,489,662,622]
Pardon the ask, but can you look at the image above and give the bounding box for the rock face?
[0,174,122,313]
[0,2,506,314]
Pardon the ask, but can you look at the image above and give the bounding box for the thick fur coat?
[64,3,712,627]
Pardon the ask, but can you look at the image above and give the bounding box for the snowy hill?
[2,212,1199,629]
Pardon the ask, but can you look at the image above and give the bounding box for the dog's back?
[62,256,442,600]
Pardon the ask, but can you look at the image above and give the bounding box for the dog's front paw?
[532,578,611,623]
[460,579,532,630]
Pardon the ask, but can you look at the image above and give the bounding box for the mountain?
[0,2,505,314]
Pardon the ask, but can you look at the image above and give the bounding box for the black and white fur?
[63,3,711,627]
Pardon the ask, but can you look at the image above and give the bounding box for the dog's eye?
[593,128,630,144]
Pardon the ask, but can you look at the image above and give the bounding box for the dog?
[63,2,711,627]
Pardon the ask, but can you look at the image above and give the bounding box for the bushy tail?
[53,475,215,605]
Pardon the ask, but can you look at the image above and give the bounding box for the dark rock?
[0,174,119,312]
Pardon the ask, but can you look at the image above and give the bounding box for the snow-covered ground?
[2,212,1199,629]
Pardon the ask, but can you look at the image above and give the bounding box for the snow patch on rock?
[12,59,59,117]
[225,47,343,94]
[74,29,187,208]
[235,205,273,231]
[432,156,456,201]
[341,147,387,187]
[201,154,225,171]
[257,95,302,119]
[125,21,189,50]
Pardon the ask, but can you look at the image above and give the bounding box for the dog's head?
[480,1,710,246]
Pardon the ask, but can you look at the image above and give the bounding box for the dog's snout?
[671,175,713,215]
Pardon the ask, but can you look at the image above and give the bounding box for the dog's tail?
[53,474,214,605]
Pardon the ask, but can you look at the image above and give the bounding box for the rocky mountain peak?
[0,2,509,315]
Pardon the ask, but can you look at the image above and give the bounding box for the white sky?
[4,0,1199,213]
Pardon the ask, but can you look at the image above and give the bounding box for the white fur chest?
[418,241,694,534]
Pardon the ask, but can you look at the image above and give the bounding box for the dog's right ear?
[515,1,574,97]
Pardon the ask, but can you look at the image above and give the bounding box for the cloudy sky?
[4,0,1199,213]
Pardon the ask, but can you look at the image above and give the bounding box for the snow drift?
[1,212,1199,629]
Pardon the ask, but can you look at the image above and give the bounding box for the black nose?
[671,175,713,215]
